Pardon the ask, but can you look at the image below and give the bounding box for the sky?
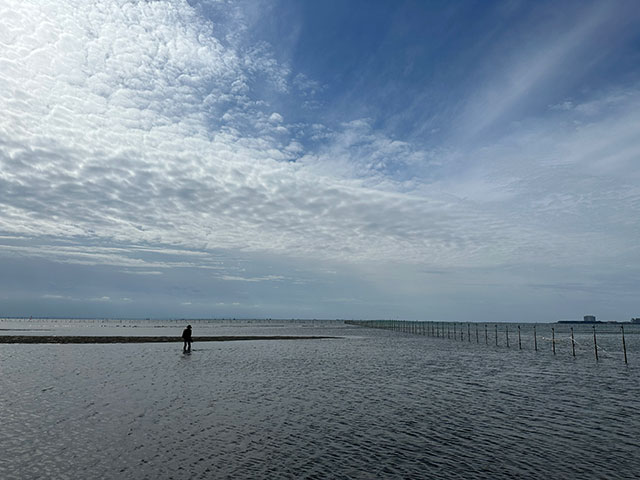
[1,0,639,322]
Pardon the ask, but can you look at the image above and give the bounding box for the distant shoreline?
[556,321,637,324]
[0,335,339,344]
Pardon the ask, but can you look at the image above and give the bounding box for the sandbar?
[0,335,339,344]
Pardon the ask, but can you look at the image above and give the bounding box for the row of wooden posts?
[346,320,629,364]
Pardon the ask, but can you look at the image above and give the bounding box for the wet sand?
[0,335,339,344]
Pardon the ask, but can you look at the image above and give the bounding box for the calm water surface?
[1,320,639,479]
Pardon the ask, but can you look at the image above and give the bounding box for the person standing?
[182,324,192,352]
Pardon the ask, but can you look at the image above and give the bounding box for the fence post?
[552,327,556,355]
[593,326,598,362]
[571,328,575,357]
[518,325,521,350]
[534,325,537,351]
[622,326,628,365]
[495,325,498,346]
[476,324,479,343]
[485,324,488,344]
[506,325,510,348]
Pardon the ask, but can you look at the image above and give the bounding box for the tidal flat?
[1,320,639,479]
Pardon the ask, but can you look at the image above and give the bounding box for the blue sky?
[1,0,639,321]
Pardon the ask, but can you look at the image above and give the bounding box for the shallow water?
[1,320,639,479]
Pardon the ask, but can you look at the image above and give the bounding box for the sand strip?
[0,335,339,344]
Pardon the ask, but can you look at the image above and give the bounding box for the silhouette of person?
[182,325,192,352]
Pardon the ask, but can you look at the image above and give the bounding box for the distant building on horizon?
[559,315,638,325]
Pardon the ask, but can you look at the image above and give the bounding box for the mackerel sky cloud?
[1,0,639,321]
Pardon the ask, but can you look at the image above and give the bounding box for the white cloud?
[453,2,623,142]
[268,112,283,123]
[121,270,164,276]
[220,274,285,282]
[91,296,111,302]
[0,0,511,269]
[0,241,224,270]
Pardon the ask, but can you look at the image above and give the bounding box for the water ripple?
[1,325,639,479]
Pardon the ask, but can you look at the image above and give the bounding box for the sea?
[1,318,639,479]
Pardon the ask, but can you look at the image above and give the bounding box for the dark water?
[1,320,639,479]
